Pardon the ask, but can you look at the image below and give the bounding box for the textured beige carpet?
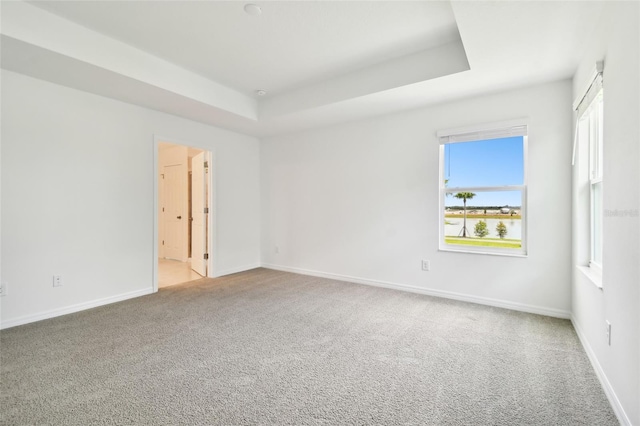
[1,268,617,425]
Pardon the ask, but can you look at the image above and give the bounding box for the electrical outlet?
[605,320,611,346]
[421,260,430,271]
[0,281,7,297]
[53,275,63,287]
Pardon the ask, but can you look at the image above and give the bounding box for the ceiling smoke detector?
[244,4,262,16]
[256,90,267,97]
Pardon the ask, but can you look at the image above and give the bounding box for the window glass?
[440,130,526,255]
[591,179,603,265]
[444,190,523,250]
[444,137,524,187]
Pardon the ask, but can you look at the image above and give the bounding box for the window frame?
[437,120,528,257]
[573,62,604,287]
[583,89,604,274]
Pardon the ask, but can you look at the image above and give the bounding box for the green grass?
[445,237,521,249]
[445,214,521,220]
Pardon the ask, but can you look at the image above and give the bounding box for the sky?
[444,136,524,208]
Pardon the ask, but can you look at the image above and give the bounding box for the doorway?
[154,139,213,291]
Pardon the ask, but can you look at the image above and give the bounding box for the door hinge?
[204,207,209,214]
[204,161,208,168]
[204,253,209,260]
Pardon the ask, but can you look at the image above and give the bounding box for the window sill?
[577,265,603,290]
[439,247,527,258]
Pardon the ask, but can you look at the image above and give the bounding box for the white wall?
[0,70,261,328]
[261,79,573,317]
[571,2,639,424]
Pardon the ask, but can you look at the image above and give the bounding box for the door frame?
[152,135,216,292]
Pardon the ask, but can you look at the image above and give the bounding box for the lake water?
[444,217,522,240]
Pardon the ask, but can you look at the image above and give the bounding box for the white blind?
[572,61,604,165]
[438,124,527,144]
[575,73,603,118]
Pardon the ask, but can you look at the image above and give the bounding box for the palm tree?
[454,192,476,237]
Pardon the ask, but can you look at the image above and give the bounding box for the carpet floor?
[1,268,617,425]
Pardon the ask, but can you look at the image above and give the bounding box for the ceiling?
[1,1,606,138]
[29,1,461,97]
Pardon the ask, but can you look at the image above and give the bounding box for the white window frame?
[583,90,604,275]
[573,62,604,283]
[437,119,528,257]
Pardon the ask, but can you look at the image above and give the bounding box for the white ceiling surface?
[28,1,461,96]
[2,1,606,138]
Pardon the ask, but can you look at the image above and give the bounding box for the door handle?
[177,216,182,219]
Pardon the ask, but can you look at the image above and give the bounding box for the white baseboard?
[1,263,262,329]
[0,288,153,330]
[213,263,261,278]
[261,263,571,319]
[571,317,631,426]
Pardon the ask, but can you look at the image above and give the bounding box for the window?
[438,121,527,256]
[577,85,603,273]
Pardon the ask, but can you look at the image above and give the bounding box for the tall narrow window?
[578,87,604,272]
[438,121,527,256]
[573,62,604,285]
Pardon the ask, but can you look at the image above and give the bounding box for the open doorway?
[154,139,213,290]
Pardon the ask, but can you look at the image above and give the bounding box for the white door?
[191,152,208,276]
[158,168,165,258]
[163,163,187,261]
